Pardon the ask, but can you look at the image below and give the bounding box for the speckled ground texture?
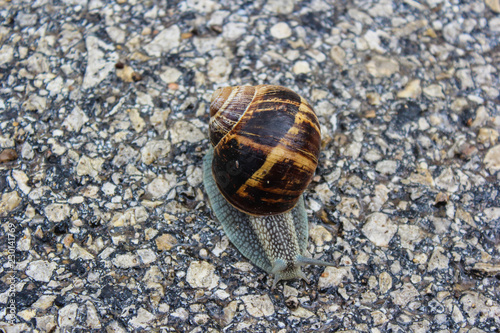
[1,0,500,332]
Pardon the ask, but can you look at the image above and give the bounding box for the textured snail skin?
[204,85,334,287]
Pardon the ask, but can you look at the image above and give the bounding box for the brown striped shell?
[209,85,321,216]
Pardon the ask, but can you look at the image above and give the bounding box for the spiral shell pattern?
[209,85,321,216]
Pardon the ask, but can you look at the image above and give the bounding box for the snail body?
[203,85,334,287]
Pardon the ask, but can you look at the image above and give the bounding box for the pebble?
[397,79,421,99]
[318,266,353,289]
[486,0,500,12]
[423,84,445,99]
[241,294,275,317]
[443,20,461,44]
[314,182,334,204]
[140,140,171,165]
[398,225,423,251]
[137,248,157,265]
[32,295,57,311]
[186,165,203,187]
[477,128,499,146]
[471,262,500,275]
[25,260,57,282]
[160,67,182,84]
[292,60,311,74]
[194,314,210,325]
[379,271,392,294]
[106,26,126,44]
[186,261,219,289]
[111,207,148,227]
[76,156,104,178]
[366,56,399,77]
[16,11,38,26]
[44,203,70,222]
[27,53,49,74]
[70,243,95,260]
[130,308,156,328]
[0,191,21,215]
[0,148,18,163]
[306,49,326,63]
[0,45,14,66]
[483,207,500,222]
[112,253,140,268]
[37,315,56,332]
[473,63,494,85]
[21,142,34,160]
[155,233,178,251]
[345,141,362,159]
[490,16,500,34]
[170,307,189,321]
[329,46,346,66]
[427,246,449,271]
[460,292,500,326]
[470,106,490,128]
[101,182,116,196]
[456,69,474,89]
[270,22,292,39]
[116,65,137,83]
[337,197,361,218]
[364,149,382,162]
[223,301,238,325]
[58,303,79,327]
[105,321,127,333]
[169,120,205,144]
[207,56,232,83]
[222,22,247,42]
[128,109,145,133]
[431,216,450,234]
[390,283,420,307]
[144,25,181,57]
[407,168,434,186]
[484,145,500,173]
[264,0,295,14]
[371,310,388,326]
[86,301,102,329]
[146,174,176,199]
[362,213,397,247]
[368,184,389,212]
[363,30,387,53]
[309,225,333,247]
[82,36,118,89]
[184,0,219,12]
[375,160,398,175]
[62,106,89,132]
[112,145,139,167]
[434,167,458,193]
[366,92,381,105]
[291,306,315,319]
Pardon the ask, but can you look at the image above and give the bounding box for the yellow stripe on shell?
[234,139,317,202]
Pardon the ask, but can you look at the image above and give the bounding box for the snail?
[203,84,334,288]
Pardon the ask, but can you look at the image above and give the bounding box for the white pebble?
[292,60,311,74]
[362,213,397,247]
[26,260,57,282]
[186,261,219,289]
[270,22,292,39]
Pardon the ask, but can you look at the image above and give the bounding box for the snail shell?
[203,85,334,287]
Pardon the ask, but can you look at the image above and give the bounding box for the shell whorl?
[209,84,321,216]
